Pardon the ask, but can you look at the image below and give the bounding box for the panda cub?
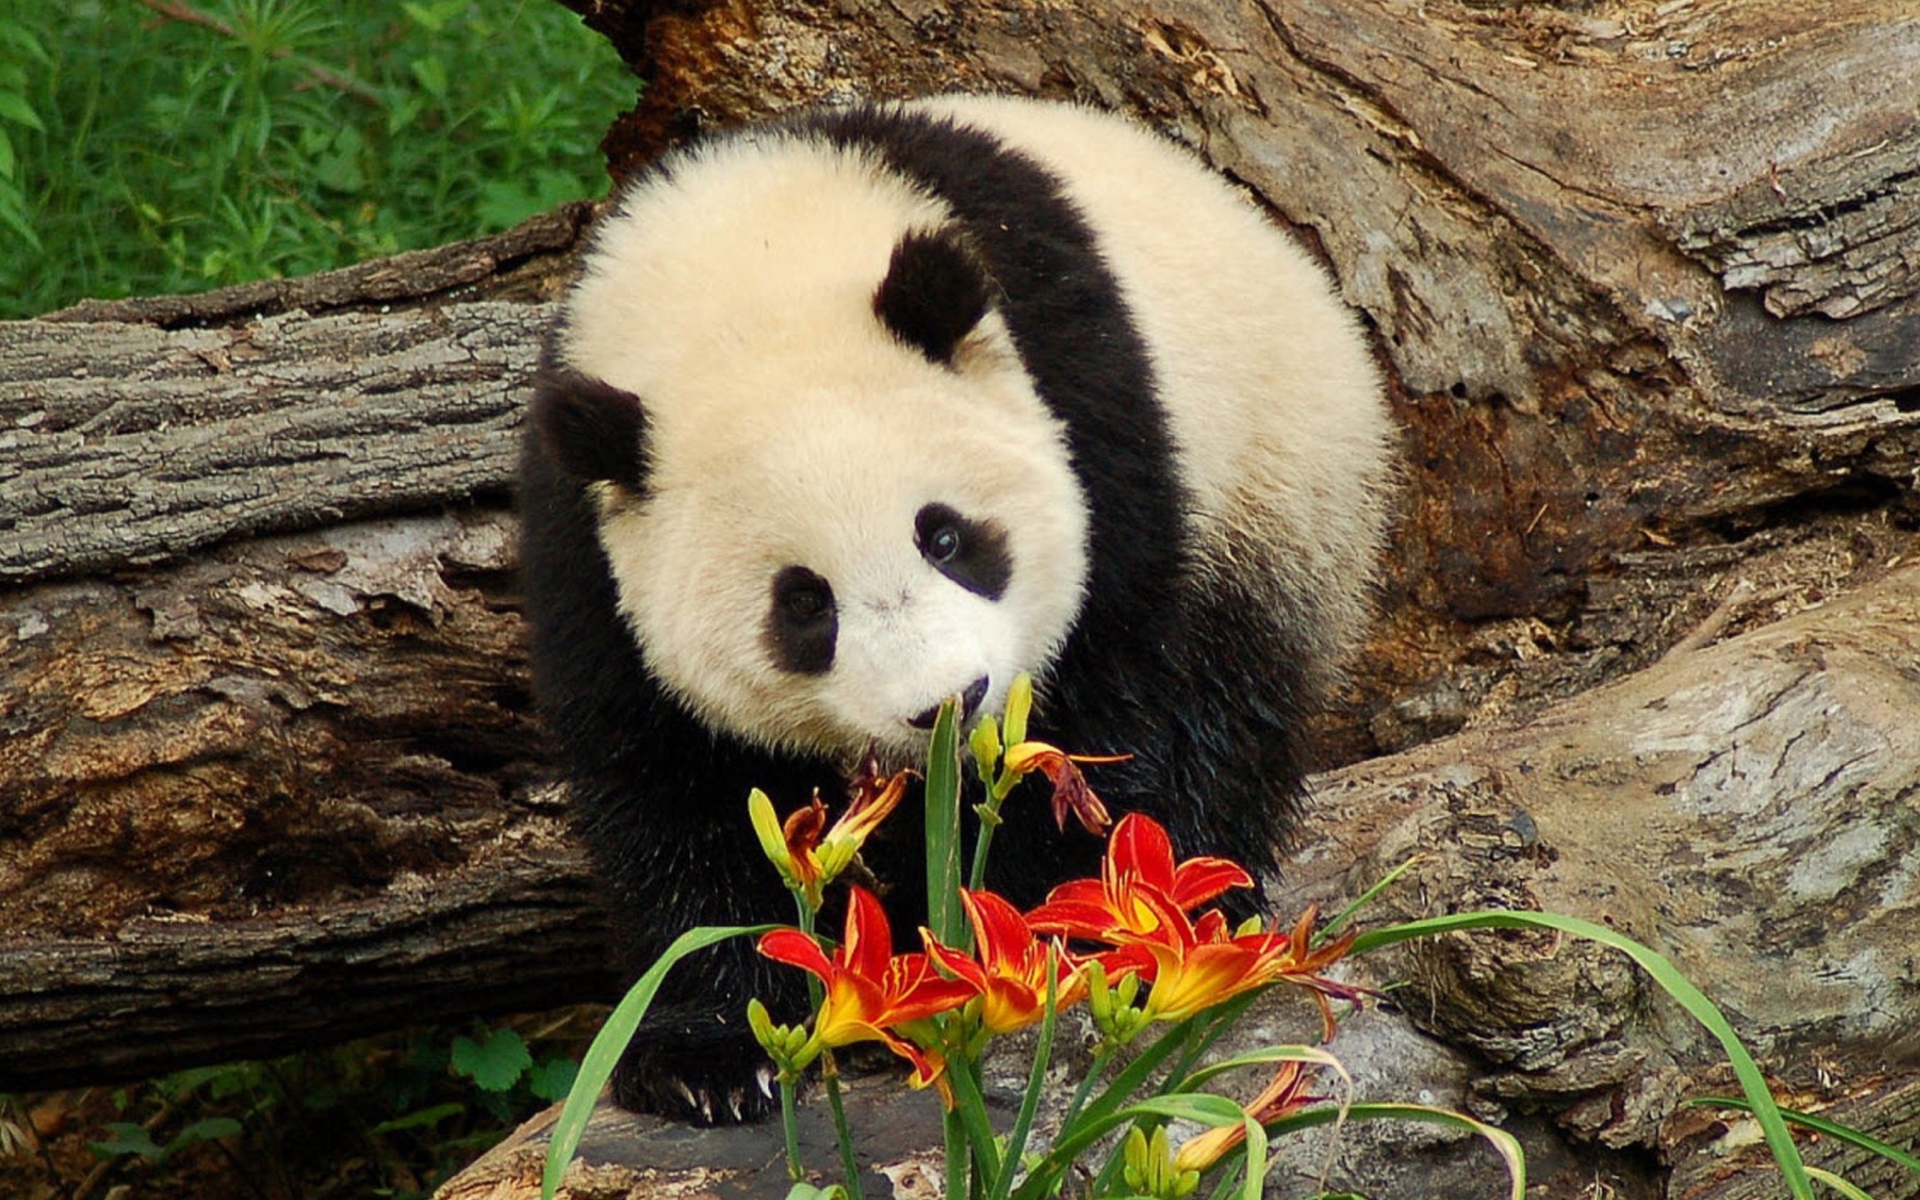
[519,95,1392,1122]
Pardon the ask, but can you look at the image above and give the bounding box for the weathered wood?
[1276,564,1920,1161]
[1,303,548,582]
[1666,1077,1920,1200]
[0,820,607,1091]
[0,510,626,1086]
[0,205,591,585]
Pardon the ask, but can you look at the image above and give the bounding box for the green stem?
[925,700,964,947]
[989,952,1058,1200]
[965,779,1014,893]
[944,1107,969,1200]
[1010,1018,1197,1200]
[965,802,998,894]
[822,1056,865,1200]
[779,1077,804,1182]
[1061,1044,1113,1129]
[940,1056,1003,1186]
[1163,992,1262,1092]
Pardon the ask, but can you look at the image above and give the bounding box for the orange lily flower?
[748,767,910,908]
[1269,905,1364,1041]
[923,889,1088,1035]
[757,886,974,1085]
[1136,900,1364,1032]
[1171,1059,1321,1173]
[1026,812,1253,945]
[1130,894,1294,1021]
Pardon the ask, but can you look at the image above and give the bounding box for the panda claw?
[757,1066,776,1100]
[673,1079,699,1111]
[728,1089,746,1122]
[698,1090,714,1124]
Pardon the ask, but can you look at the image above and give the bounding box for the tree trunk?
[4,0,1918,1196]
[0,210,612,1088]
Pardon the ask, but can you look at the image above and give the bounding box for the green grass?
[0,0,633,318]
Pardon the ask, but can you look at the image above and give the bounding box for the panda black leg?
[610,1011,785,1126]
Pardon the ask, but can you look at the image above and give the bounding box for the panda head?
[533,136,1089,763]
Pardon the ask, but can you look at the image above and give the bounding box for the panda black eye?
[785,586,827,620]
[925,523,963,564]
[765,566,836,676]
[779,578,831,622]
[915,502,1012,601]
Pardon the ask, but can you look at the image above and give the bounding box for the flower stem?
[1062,1043,1113,1129]
[822,1053,865,1200]
[925,700,965,948]
[989,947,1059,1200]
[779,1076,803,1182]
[941,1056,1003,1186]
[944,1106,969,1200]
[965,782,1010,894]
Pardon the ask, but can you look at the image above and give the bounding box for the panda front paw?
[610,1034,782,1126]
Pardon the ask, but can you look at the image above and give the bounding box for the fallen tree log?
[0,215,602,1087]
[3,3,1918,1196]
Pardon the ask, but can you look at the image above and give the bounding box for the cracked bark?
[4,2,1919,1197]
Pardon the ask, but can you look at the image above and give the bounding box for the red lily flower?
[757,886,974,1085]
[923,889,1087,1035]
[1130,892,1294,1021]
[1026,812,1253,945]
[748,768,910,907]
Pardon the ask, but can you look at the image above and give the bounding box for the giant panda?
[519,94,1393,1123]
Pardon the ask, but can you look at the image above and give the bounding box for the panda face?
[586,354,1088,764]
[542,131,1091,762]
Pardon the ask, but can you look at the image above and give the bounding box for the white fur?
[557,98,1390,762]
[911,96,1392,674]
[562,133,1087,760]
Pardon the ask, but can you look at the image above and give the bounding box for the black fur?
[872,227,993,364]
[763,566,837,676]
[915,503,1011,600]
[519,104,1313,1124]
[529,369,648,490]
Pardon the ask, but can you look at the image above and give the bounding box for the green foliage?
[1352,910,1816,1198]
[26,1017,594,1200]
[0,0,631,318]
[91,1116,244,1165]
[451,1027,535,1093]
[544,924,774,1200]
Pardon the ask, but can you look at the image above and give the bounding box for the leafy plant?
[0,0,631,317]
[544,675,1901,1200]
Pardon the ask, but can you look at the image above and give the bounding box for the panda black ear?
[531,369,648,489]
[873,228,993,366]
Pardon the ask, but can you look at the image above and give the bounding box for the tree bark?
[4,1,1918,1196]
[0,212,607,1088]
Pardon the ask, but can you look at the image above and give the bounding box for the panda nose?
[908,675,991,729]
[959,675,990,720]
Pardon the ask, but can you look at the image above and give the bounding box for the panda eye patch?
[915,503,1011,600]
[764,566,836,675]
[783,581,829,621]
